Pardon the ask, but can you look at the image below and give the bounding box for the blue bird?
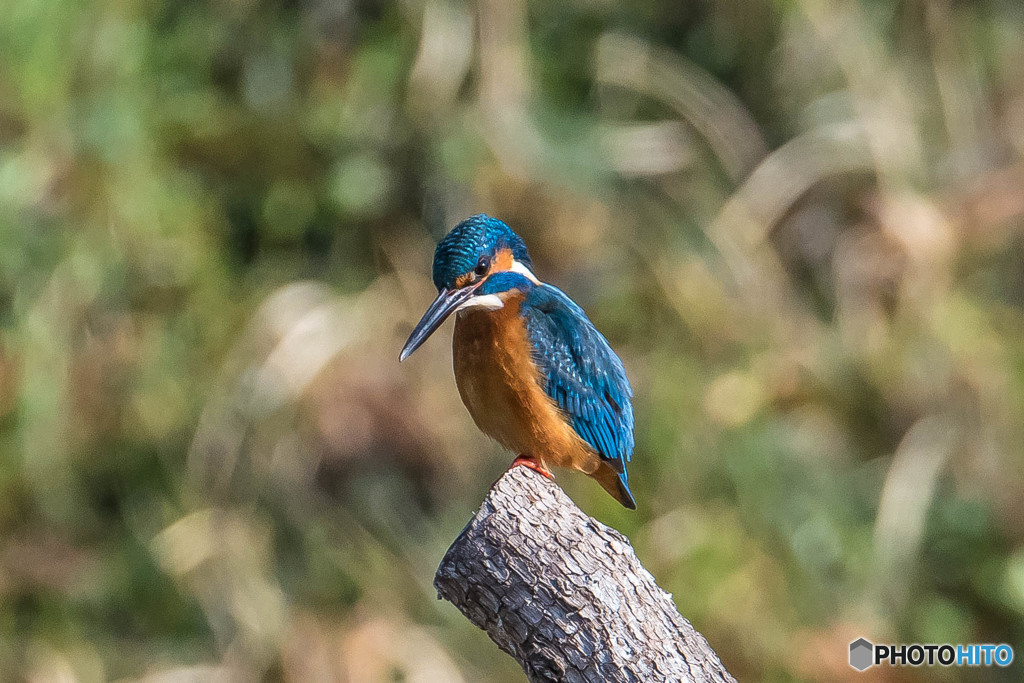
[400,215,636,508]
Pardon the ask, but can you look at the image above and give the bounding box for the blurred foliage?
[1,0,1023,680]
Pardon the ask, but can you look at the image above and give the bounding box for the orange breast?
[452,297,600,474]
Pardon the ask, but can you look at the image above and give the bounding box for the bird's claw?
[510,455,554,479]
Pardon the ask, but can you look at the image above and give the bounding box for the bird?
[400,214,636,509]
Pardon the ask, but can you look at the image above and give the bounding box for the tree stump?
[435,466,735,682]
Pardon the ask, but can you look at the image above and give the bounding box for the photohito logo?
[849,638,1013,671]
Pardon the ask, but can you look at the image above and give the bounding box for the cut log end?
[435,466,735,683]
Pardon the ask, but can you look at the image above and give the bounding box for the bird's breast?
[452,300,596,470]
[453,303,536,446]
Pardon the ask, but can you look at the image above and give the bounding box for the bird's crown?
[432,214,533,291]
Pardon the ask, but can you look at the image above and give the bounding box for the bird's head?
[400,214,539,361]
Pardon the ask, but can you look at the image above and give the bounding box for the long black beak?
[399,286,476,361]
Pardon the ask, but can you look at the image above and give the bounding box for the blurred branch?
[187,283,355,492]
[873,416,959,609]
[435,468,735,682]
[596,33,767,181]
[702,123,872,336]
[799,0,925,187]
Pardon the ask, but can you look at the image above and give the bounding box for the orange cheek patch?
[492,248,515,272]
[455,273,474,288]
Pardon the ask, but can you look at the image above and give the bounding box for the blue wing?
[521,284,634,473]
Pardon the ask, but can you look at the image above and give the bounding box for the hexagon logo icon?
[849,638,874,671]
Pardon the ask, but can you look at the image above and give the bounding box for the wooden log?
[435,466,736,682]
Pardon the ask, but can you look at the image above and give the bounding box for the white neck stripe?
[510,259,541,285]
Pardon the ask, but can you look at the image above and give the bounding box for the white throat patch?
[457,294,505,312]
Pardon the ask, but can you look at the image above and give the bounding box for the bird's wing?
[521,284,634,471]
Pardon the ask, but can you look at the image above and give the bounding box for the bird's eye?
[474,256,490,277]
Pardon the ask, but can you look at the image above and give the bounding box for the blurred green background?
[2,0,1023,680]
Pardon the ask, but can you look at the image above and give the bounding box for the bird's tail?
[593,462,637,510]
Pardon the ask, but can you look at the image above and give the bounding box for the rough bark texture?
[435,467,735,682]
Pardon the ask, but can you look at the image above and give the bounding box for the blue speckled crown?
[432,214,533,290]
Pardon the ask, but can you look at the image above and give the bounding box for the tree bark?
[434,467,736,682]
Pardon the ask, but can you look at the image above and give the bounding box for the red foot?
[510,455,554,479]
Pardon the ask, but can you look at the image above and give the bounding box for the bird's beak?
[400,285,478,361]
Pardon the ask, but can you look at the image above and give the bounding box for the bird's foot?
[510,455,554,479]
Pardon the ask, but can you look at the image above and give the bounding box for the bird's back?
[520,285,635,468]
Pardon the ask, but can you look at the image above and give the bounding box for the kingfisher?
[399,214,636,509]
